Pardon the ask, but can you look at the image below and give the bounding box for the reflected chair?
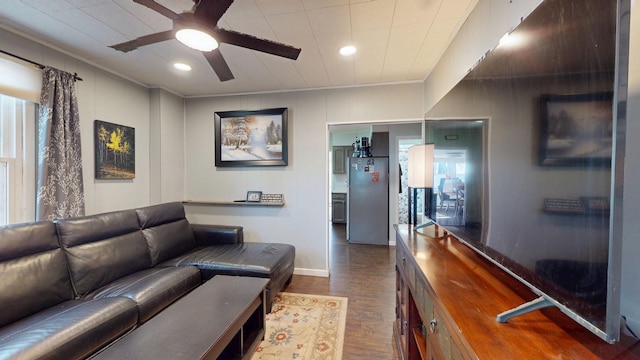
[454,188,464,215]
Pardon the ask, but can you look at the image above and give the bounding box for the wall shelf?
[182,200,285,207]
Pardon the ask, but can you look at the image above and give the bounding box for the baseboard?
[294,267,329,277]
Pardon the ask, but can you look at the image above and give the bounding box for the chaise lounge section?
[136,202,295,312]
[0,202,295,359]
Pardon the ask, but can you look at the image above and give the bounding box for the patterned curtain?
[36,67,85,221]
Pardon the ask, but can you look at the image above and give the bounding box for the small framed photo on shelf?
[246,191,263,202]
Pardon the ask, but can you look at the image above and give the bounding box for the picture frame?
[539,92,613,166]
[214,107,288,167]
[246,191,263,202]
[94,120,135,179]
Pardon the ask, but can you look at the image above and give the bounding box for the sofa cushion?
[160,243,295,281]
[0,297,137,360]
[87,266,202,323]
[56,209,152,297]
[136,202,197,266]
[0,221,75,328]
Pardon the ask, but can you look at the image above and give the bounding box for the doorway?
[328,122,423,248]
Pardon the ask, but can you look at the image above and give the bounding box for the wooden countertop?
[394,224,640,359]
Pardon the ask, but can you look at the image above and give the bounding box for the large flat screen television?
[424,0,627,343]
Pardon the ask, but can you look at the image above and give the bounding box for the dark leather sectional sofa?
[0,202,295,360]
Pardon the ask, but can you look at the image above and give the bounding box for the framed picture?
[246,191,262,202]
[539,92,613,166]
[94,120,135,179]
[214,107,288,167]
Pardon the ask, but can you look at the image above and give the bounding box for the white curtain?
[36,67,84,220]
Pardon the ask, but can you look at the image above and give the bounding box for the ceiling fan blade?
[193,0,234,27]
[110,30,175,52]
[203,49,234,82]
[215,28,301,60]
[133,0,179,19]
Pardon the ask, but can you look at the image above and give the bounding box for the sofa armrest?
[191,224,244,246]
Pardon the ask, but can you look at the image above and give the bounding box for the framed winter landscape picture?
[214,107,288,167]
[94,120,135,179]
[539,92,613,166]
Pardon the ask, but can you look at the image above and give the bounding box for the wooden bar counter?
[393,224,640,360]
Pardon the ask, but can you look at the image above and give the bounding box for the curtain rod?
[0,49,83,81]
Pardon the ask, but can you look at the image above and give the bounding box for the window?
[0,94,35,225]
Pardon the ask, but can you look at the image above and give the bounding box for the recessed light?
[174,63,192,71]
[339,45,357,56]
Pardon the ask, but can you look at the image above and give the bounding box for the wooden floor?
[285,223,401,360]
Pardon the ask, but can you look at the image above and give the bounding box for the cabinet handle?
[403,320,408,333]
[429,319,437,333]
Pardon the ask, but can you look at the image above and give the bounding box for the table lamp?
[408,144,435,231]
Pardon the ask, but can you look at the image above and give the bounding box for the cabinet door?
[332,199,346,223]
[345,147,354,160]
[426,307,465,360]
[333,147,346,174]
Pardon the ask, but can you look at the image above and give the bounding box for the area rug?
[251,292,348,360]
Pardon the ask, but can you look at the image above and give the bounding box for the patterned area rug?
[251,292,348,360]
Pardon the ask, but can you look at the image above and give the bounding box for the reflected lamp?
[407,144,435,231]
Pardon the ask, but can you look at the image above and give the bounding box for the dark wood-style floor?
[285,224,401,360]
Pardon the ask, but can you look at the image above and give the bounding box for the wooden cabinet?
[395,228,465,360]
[393,224,640,360]
[331,193,347,224]
[332,146,353,174]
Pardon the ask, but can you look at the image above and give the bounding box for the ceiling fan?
[110,0,301,82]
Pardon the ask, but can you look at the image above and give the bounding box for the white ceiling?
[0,0,477,97]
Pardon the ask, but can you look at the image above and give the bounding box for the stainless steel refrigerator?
[347,157,389,245]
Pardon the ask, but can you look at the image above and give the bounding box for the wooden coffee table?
[93,275,269,360]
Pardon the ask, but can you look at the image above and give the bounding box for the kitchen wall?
[330,127,370,194]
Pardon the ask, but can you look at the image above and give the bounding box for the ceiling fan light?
[175,28,218,52]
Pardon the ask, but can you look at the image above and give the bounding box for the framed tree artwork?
[214,107,288,167]
[94,120,135,179]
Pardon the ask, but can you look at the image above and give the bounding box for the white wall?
[84,71,151,214]
[0,28,154,215]
[183,84,424,275]
[149,88,186,204]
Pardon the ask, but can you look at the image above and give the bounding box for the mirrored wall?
[424,0,626,342]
